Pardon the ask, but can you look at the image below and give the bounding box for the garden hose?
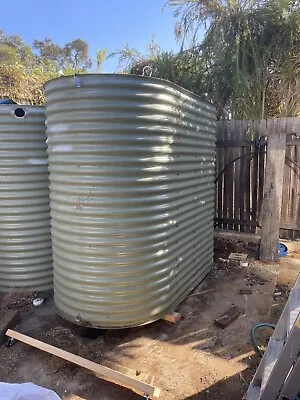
[251,322,276,358]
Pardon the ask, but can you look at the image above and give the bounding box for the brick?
[239,289,253,295]
[228,253,249,261]
[214,306,242,329]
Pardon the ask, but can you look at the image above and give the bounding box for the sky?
[1,0,182,72]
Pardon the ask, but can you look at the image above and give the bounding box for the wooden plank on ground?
[63,395,86,400]
[260,119,287,261]
[6,329,160,398]
[94,362,154,397]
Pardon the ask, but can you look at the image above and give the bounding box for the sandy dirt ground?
[0,238,299,400]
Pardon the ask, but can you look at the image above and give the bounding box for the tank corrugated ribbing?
[0,105,52,292]
[44,74,216,328]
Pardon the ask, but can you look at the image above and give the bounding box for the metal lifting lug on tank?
[44,73,217,329]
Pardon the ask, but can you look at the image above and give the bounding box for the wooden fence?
[215,117,300,239]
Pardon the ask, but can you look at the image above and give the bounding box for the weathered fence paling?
[260,119,287,261]
[215,117,300,240]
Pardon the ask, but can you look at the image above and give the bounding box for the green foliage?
[108,37,161,72]
[164,0,300,119]
[2,1,299,118]
[147,35,160,60]
[108,44,143,72]
[0,31,94,104]
[96,49,107,72]
[33,38,92,73]
[0,30,35,69]
[0,45,20,65]
[131,48,207,95]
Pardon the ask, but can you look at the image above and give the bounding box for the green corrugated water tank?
[0,105,53,292]
[44,74,216,328]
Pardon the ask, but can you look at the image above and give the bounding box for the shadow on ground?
[182,369,253,399]
[1,238,299,399]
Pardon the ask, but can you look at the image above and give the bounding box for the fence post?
[260,119,287,262]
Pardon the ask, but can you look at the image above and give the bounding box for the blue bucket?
[278,242,288,258]
[0,99,17,105]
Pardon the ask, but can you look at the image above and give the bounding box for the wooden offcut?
[94,361,154,396]
[6,329,160,398]
[214,306,242,328]
[0,310,20,345]
[260,119,287,261]
[162,312,181,324]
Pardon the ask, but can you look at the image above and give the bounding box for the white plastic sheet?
[0,382,61,400]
